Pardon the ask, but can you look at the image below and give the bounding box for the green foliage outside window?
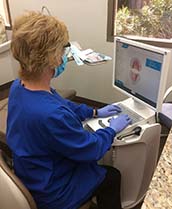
[116,0,172,39]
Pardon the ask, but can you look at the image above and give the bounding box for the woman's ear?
[56,55,62,66]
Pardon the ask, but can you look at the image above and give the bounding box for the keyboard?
[98,103,144,129]
[116,103,144,124]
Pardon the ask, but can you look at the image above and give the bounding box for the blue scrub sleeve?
[43,107,116,162]
[64,98,94,121]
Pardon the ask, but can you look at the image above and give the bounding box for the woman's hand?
[97,104,121,118]
[109,114,132,133]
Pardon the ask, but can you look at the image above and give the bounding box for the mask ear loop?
[41,6,52,16]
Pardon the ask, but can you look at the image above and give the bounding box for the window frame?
[107,0,115,42]
[0,0,12,30]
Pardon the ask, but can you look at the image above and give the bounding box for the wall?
[8,0,126,104]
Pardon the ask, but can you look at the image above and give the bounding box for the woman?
[7,11,131,209]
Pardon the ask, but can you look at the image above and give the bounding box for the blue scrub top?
[7,79,116,209]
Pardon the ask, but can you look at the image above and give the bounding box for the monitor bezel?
[112,37,171,112]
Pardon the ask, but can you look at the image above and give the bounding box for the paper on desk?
[70,44,84,65]
[69,43,112,66]
[83,51,112,63]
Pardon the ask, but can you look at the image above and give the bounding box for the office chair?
[0,131,13,168]
[0,149,91,209]
[159,86,172,129]
[0,149,37,209]
[79,201,91,209]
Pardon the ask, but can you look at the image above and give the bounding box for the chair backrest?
[0,131,14,170]
[0,150,37,209]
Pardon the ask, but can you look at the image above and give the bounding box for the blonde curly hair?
[11,11,69,81]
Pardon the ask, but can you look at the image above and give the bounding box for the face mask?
[53,55,68,78]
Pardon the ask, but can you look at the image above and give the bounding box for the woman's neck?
[21,71,53,91]
[21,79,51,92]
[21,68,54,92]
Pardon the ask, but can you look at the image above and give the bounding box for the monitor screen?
[113,37,171,112]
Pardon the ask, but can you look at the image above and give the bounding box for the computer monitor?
[113,37,171,112]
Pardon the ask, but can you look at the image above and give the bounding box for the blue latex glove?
[109,114,132,133]
[97,104,121,118]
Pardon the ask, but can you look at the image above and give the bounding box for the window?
[0,0,11,29]
[107,0,172,47]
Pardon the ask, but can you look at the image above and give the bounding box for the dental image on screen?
[114,41,164,108]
